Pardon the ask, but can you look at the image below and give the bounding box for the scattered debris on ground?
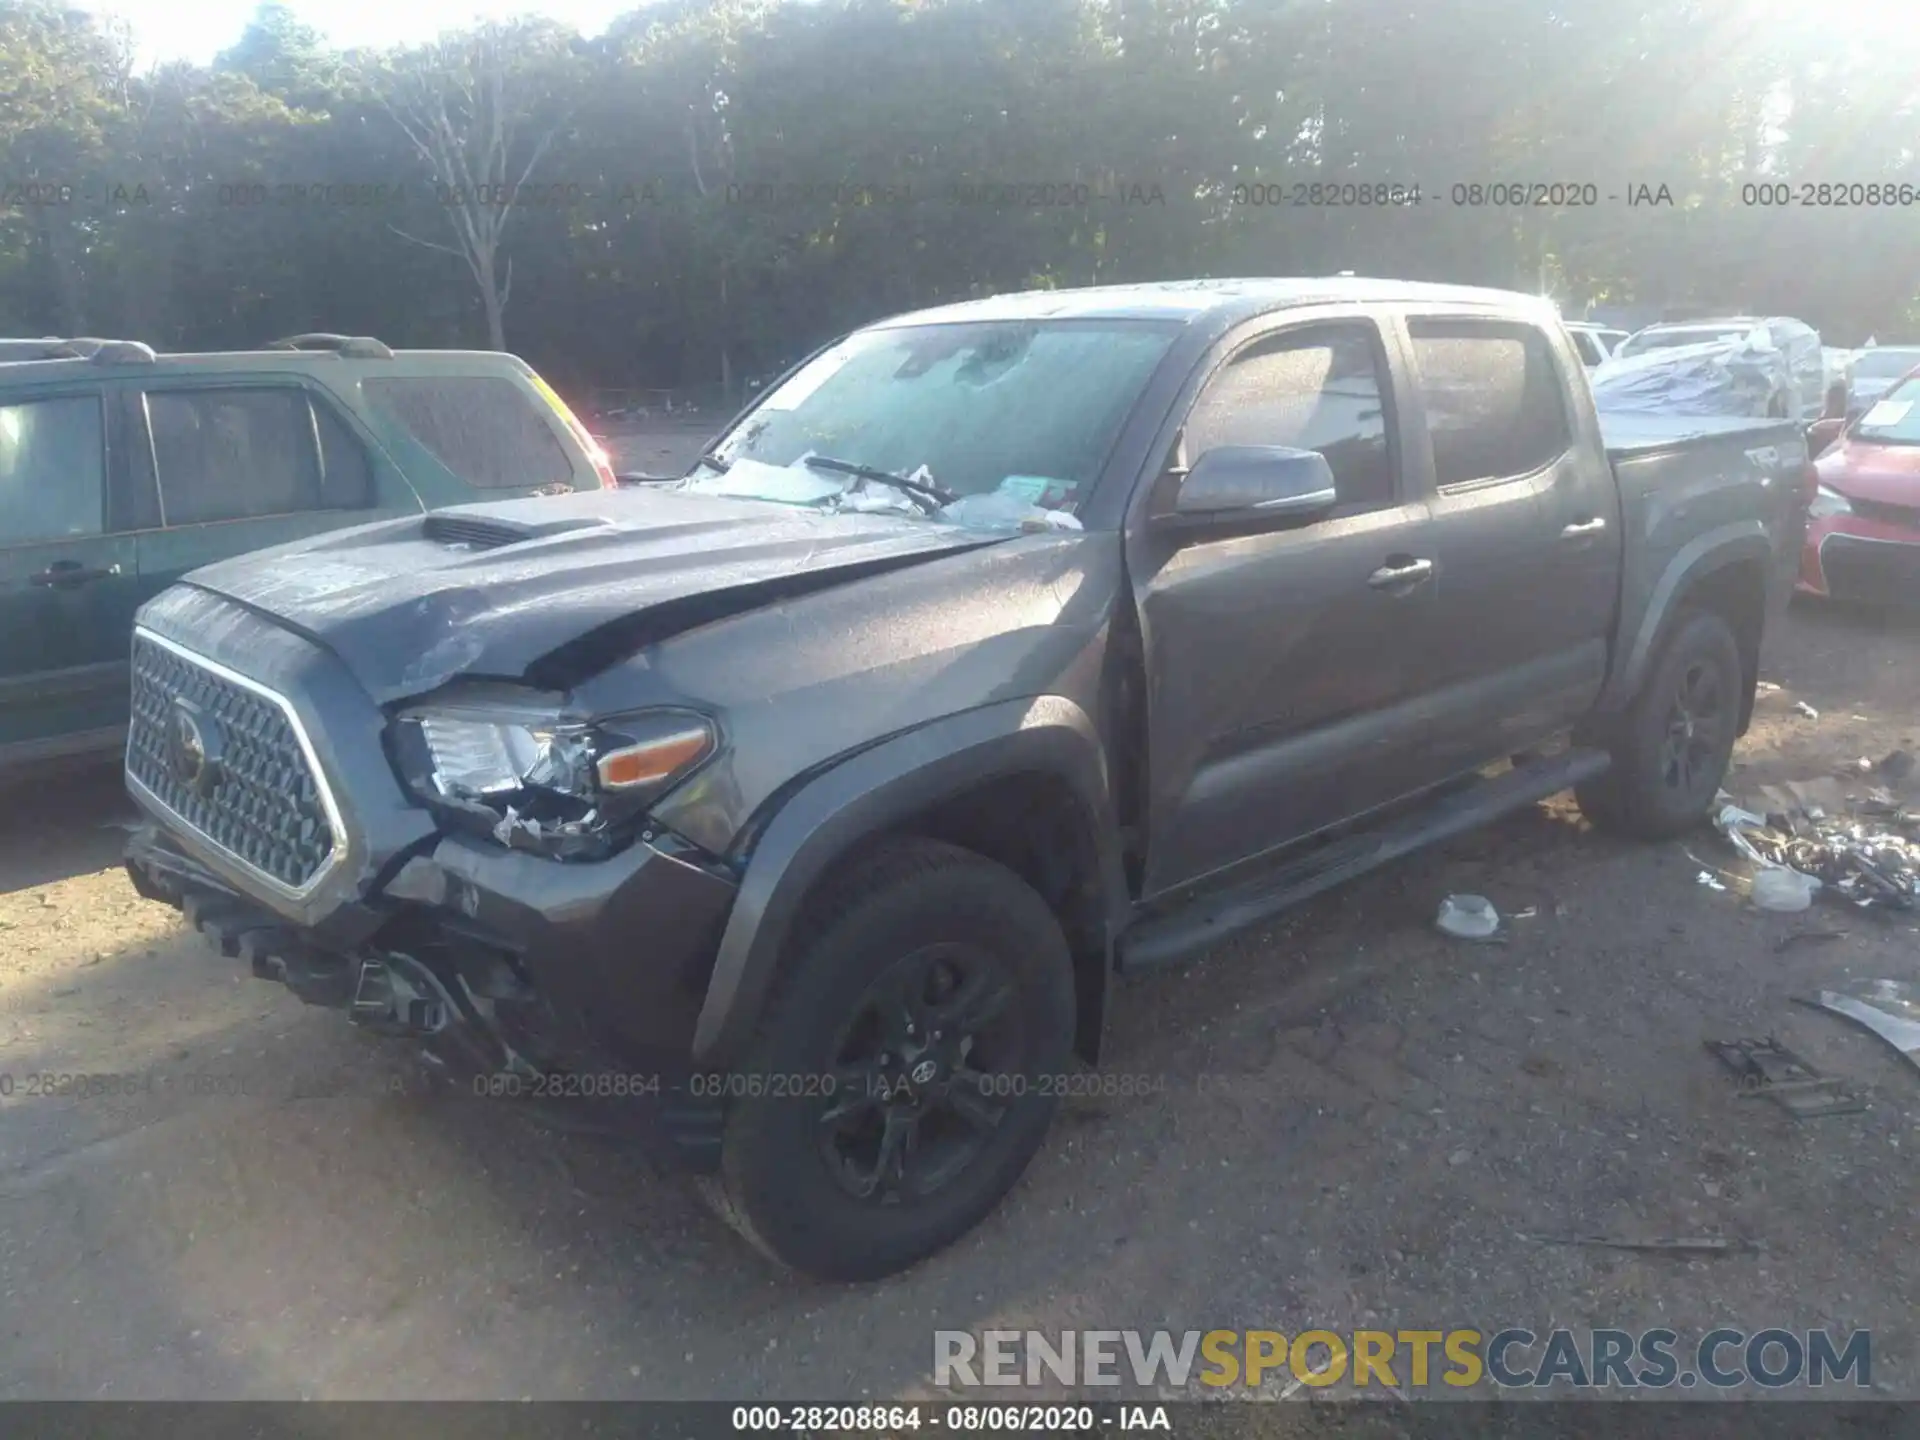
[1801,979,1920,1076]
[1750,865,1820,912]
[1434,893,1501,940]
[1794,700,1821,721]
[1704,1035,1865,1118]
[1773,928,1849,954]
[1714,794,1920,911]
[1528,1235,1758,1256]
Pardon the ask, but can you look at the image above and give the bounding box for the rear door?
[1131,314,1446,896]
[126,381,410,603]
[1396,312,1620,772]
[0,387,142,758]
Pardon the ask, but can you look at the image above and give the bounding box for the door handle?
[1367,557,1435,590]
[30,561,122,589]
[1561,517,1607,538]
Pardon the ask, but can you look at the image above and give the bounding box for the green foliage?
[1,0,1915,383]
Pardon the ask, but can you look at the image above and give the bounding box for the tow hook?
[350,955,452,1037]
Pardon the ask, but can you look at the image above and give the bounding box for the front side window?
[0,394,105,544]
[1183,323,1396,509]
[1407,319,1572,488]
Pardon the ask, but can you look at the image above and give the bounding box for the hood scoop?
[422,513,536,550]
[422,511,608,551]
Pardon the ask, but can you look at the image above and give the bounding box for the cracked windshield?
[685,319,1179,529]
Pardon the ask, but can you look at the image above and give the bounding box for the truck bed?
[1599,409,1811,654]
[1599,410,1804,459]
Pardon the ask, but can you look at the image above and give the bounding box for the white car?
[1564,322,1629,368]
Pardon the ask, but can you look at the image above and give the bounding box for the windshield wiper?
[690,450,732,475]
[800,454,958,513]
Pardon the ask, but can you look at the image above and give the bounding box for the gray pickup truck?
[122,278,1810,1280]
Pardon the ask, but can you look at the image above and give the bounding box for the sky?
[73,0,640,67]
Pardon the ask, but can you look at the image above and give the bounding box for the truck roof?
[874,276,1558,330]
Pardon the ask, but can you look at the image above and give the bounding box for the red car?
[1799,364,1920,603]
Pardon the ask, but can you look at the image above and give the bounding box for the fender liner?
[1596,522,1773,715]
[691,696,1125,1068]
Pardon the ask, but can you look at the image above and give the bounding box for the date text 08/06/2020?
[729,1404,1169,1433]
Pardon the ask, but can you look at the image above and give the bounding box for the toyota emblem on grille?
[169,700,223,793]
[910,1060,939,1085]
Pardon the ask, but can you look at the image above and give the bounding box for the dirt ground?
[5,591,1920,1402]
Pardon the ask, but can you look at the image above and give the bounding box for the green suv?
[0,334,614,773]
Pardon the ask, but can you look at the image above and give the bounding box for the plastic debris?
[1755,681,1782,694]
[1435,894,1500,940]
[1590,327,1802,420]
[1696,870,1728,891]
[1793,700,1820,721]
[1715,798,1920,910]
[1750,866,1821,913]
[1800,979,1920,1075]
[1704,1036,1864,1118]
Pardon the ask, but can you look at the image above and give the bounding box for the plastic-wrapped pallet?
[1590,328,1797,420]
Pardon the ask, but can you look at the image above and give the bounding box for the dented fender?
[690,695,1125,1069]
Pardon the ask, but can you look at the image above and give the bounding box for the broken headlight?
[391,705,716,859]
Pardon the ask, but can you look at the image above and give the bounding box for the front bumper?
[1799,513,1920,605]
[126,817,740,1164]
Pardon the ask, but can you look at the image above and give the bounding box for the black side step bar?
[1116,747,1612,973]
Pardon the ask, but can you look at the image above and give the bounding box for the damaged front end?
[126,830,561,1079]
[388,691,718,862]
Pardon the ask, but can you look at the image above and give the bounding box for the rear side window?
[363,376,573,489]
[0,394,105,544]
[1185,323,1397,509]
[147,387,368,525]
[1569,330,1604,366]
[1407,319,1572,487]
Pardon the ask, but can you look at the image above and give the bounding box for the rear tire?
[707,838,1075,1281]
[1576,609,1744,838]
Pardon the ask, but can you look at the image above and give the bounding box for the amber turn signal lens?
[595,728,712,790]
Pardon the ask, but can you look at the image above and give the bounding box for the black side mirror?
[1160,445,1339,531]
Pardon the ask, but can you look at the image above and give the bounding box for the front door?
[1130,318,1443,898]
[0,389,142,760]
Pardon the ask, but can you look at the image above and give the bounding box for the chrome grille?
[127,631,341,894]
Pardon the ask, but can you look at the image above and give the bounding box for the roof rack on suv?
[266,333,395,359]
[0,337,156,363]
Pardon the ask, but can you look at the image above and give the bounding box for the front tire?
[1577,609,1744,838]
[708,838,1075,1281]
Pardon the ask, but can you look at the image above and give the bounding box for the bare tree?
[381,23,572,350]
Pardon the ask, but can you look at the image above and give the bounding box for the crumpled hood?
[175,487,1004,703]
